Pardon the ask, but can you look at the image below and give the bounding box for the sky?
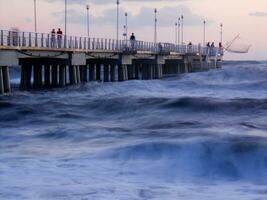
[0,0,266,60]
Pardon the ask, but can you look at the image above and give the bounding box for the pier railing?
[0,30,223,56]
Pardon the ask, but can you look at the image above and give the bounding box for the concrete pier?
[0,30,223,95]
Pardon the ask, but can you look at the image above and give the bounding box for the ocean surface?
[0,61,267,200]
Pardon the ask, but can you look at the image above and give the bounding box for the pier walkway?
[0,30,223,94]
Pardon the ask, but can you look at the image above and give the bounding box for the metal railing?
[0,30,223,56]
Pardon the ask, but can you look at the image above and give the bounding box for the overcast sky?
[0,0,266,60]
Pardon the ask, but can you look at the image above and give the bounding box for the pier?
[0,30,223,95]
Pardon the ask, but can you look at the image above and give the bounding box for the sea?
[0,61,267,200]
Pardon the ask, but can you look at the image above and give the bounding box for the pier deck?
[0,30,223,94]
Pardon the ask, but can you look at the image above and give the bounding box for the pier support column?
[80,65,88,82]
[76,65,81,84]
[96,64,101,81]
[127,65,134,80]
[0,67,4,94]
[20,64,32,90]
[44,64,51,87]
[124,65,128,81]
[33,64,43,88]
[2,66,11,93]
[103,64,110,82]
[134,64,139,79]
[118,64,125,82]
[69,65,77,85]
[89,64,96,81]
[59,65,66,87]
[52,64,59,87]
[110,65,116,82]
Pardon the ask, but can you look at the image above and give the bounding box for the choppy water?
[0,61,267,200]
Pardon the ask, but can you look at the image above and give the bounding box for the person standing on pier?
[51,29,56,48]
[130,33,136,50]
[57,28,63,48]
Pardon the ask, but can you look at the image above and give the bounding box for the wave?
[101,137,267,182]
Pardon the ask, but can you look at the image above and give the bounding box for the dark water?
[0,62,267,200]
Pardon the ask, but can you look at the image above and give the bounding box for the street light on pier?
[181,15,184,44]
[125,12,128,40]
[175,22,178,45]
[65,0,67,36]
[116,0,120,47]
[154,8,158,44]
[34,0,37,33]
[178,17,180,45]
[220,23,223,44]
[203,20,206,46]
[86,4,90,38]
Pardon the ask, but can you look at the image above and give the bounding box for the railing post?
[35,33,38,47]
[7,31,11,46]
[105,39,108,50]
[0,30,3,46]
[84,37,86,49]
[74,37,77,49]
[97,38,99,49]
[79,37,82,49]
[88,38,91,50]
[29,32,32,47]
[69,36,72,48]
[64,35,67,48]
[92,38,94,49]
[41,34,44,47]
[22,32,25,46]
[108,39,111,50]
[100,38,103,49]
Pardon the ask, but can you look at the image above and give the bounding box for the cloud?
[249,12,267,17]
[52,5,211,27]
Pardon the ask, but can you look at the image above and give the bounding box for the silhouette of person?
[57,28,63,48]
[130,33,136,50]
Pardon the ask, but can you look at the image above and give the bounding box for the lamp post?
[203,20,206,46]
[65,0,67,36]
[154,8,157,44]
[220,23,223,44]
[116,0,120,48]
[86,5,90,38]
[125,12,128,40]
[181,15,184,45]
[34,0,37,33]
[178,17,180,45]
[175,22,178,45]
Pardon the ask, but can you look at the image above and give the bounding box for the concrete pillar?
[89,64,95,81]
[184,62,189,73]
[118,64,125,81]
[80,65,88,82]
[110,65,116,82]
[22,65,32,90]
[104,64,109,82]
[69,65,75,85]
[127,65,134,80]
[96,64,101,81]
[44,64,51,87]
[52,64,59,87]
[59,65,66,87]
[76,65,81,84]
[134,64,139,79]
[2,66,11,93]
[124,65,128,81]
[33,65,43,88]
[0,67,4,94]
